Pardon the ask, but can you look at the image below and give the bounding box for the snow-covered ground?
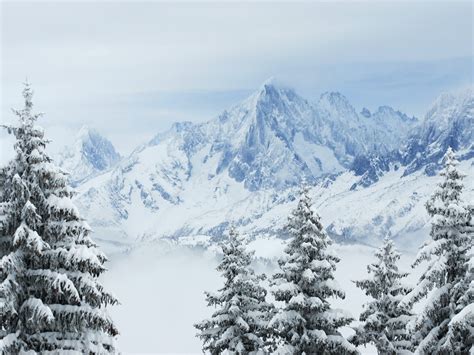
[102,240,420,354]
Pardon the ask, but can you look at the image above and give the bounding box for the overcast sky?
[1,1,472,161]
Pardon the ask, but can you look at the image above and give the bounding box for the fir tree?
[0,83,118,353]
[402,148,473,354]
[195,226,273,354]
[268,186,357,355]
[351,237,413,354]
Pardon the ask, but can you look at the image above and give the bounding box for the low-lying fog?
[102,240,418,354]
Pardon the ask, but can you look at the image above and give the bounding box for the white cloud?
[0,1,472,158]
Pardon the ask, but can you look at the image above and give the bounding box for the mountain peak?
[318,91,353,109]
[403,86,473,176]
[58,126,121,185]
[261,76,278,87]
[376,105,396,114]
[254,77,296,100]
[425,86,474,123]
[317,91,357,119]
[240,78,300,115]
[258,76,290,90]
[374,106,417,123]
[75,125,118,146]
[76,124,96,139]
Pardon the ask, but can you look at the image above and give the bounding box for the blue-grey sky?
[1,1,472,160]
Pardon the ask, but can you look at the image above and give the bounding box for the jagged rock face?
[57,126,121,185]
[68,82,473,250]
[350,151,402,190]
[315,92,418,167]
[350,88,473,187]
[65,83,418,193]
[369,106,417,153]
[402,87,474,176]
[201,84,418,191]
[207,83,326,190]
[316,92,368,162]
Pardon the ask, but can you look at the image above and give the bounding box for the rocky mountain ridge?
[59,83,473,251]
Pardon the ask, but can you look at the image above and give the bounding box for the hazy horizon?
[1,1,472,161]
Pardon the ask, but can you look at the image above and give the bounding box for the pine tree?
[351,237,413,354]
[195,226,273,354]
[0,83,118,353]
[402,148,473,354]
[268,186,357,355]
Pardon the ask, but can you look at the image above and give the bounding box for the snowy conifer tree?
[351,237,413,354]
[195,226,273,354]
[402,148,473,354]
[268,186,357,355]
[0,83,118,353]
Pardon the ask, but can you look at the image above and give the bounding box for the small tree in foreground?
[402,148,473,354]
[0,83,118,353]
[195,226,273,354]
[351,237,413,354]
[268,187,358,355]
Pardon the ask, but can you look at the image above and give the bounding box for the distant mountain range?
[58,82,473,252]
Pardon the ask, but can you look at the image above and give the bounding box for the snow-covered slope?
[71,84,473,251]
[57,126,121,185]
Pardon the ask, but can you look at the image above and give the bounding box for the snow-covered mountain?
[57,126,121,186]
[67,83,473,251]
[348,87,473,189]
[316,92,417,159]
[402,87,474,176]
